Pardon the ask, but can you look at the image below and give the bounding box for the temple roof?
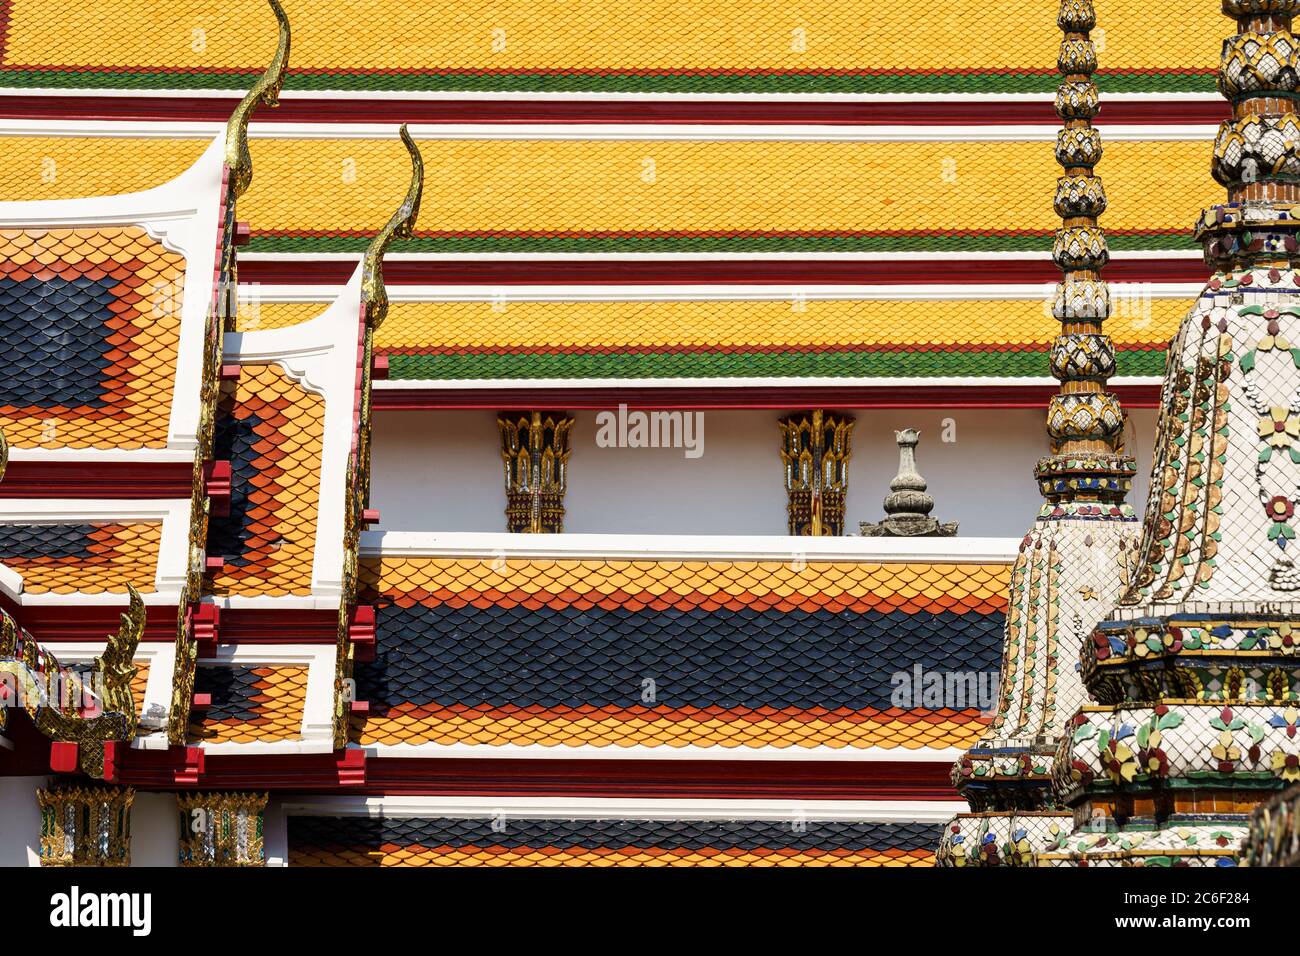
[189,663,309,743]
[0,521,162,595]
[4,134,1219,258]
[238,296,1180,384]
[0,0,1221,95]
[0,133,231,465]
[287,815,942,867]
[0,227,185,449]
[206,363,326,598]
[352,553,1007,751]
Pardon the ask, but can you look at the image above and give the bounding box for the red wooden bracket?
[233,221,252,246]
[372,354,389,380]
[202,460,232,517]
[336,748,367,786]
[348,605,376,663]
[191,693,212,711]
[101,740,123,783]
[49,741,79,774]
[349,699,370,715]
[193,603,220,658]
[174,746,205,785]
[219,364,242,381]
[361,508,381,526]
[204,555,225,574]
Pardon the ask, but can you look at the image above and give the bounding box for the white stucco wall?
[130,791,179,867]
[371,406,1157,537]
[0,776,44,866]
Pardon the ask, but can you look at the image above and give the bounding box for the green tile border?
[0,68,1215,95]
[387,347,1166,380]
[249,232,1196,254]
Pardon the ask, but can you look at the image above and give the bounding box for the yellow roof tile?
[0,137,1218,245]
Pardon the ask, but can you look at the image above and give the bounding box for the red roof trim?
[241,256,1207,286]
[0,93,1229,126]
[0,599,177,644]
[0,460,193,499]
[113,749,960,800]
[0,602,336,646]
[218,607,339,644]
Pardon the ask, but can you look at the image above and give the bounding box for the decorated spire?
[1040,0,1300,867]
[1199,0,1300,270]
[1121,0,1300,607]
[1035,0,1135,507]
[936,0,1142,860]
[859,429,957,537]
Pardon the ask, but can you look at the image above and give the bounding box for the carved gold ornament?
[177,792,268,866]
[37,785,135,867]
[499,411,574,533]
[779,409,854,536]
[361,124,424,330]
[0,587,145,778]
[170,0,293,743]
[334,125,425,749]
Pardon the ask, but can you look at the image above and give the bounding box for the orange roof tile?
[205,364,323,598]
[188,663,308,743]
[0,227,184,450]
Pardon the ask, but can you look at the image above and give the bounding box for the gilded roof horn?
[225,0,291,200]
[361,124,424,328]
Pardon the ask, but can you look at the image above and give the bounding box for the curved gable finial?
[225,0,291,200]
[361,124,424,328]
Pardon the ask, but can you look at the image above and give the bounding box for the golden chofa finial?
[225,0,290,200]
[361,124,424,328]
[0,427,8,482]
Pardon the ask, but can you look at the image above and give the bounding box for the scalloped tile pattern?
[239,296,1178,381]
[370,298,1181,352]
[0,0,1221,94]
[380,297,1178,380]
[287,816,940,867]
[0,137,1217,255]
[367,555,1011,613]
[234,300,323,333]
[0,522,160,594]
[131,662,149,714]
[351,556,1007,749]
[188,663,308,743]
[0,227,184,449]
[205,364,324,598]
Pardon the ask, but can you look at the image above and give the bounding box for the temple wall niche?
[370,407,1157,536]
